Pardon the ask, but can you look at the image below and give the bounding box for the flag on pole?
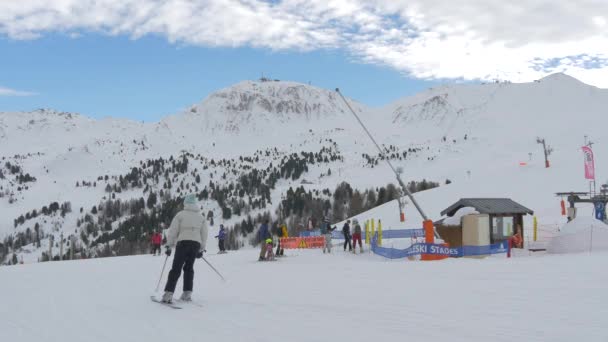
[582,146,595,180]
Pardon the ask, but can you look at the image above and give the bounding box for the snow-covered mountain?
[2,74,607,263]
[167,80,367,133]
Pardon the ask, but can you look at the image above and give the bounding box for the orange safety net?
[280,236,326,249]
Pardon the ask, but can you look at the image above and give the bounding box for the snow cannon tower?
[336,88,443,260]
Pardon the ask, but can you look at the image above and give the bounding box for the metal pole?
[70,235,75,260]
[544,140,549,167]
[155,255,170,292]
[589,225,593,253]
[201,256,226,282]
[49,235,53,261]
[335,88,437,237]
[60,232,64,261]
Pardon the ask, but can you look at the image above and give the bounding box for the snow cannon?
[420,219,448,261]
[336,88,443,261]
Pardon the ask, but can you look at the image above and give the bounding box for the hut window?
[492,216,514,241]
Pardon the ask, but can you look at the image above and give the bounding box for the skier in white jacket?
[161,194,208,303]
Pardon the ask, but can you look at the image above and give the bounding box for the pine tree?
[147,192,157,209]
[365,190,377,210]
[348,190,364,217]
[34,223,41,248]
[222,207,232,220]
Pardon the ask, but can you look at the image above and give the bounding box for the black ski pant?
[276,239,284,256]
[218,239,225,252]
[343,235,352,251]
[151,244,161,255]
[164,240,201,293]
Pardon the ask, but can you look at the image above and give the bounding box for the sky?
[1,0,607,121]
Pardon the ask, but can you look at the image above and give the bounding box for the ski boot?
[180,291,192,302]
[161,291,173,304]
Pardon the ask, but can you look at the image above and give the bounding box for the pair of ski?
[150,295,203,309]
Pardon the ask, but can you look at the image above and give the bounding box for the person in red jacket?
[510,225,523,249]
[151,231,162,256]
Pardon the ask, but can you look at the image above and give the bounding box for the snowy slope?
[2,74,608,262]
[165,80,366,133]
[1,249,607,342]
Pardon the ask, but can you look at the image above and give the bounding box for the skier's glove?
[165,247,172,256]
[196,251,204,259]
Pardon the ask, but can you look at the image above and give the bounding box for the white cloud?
[0,86,36,96]
[1,0,608,87]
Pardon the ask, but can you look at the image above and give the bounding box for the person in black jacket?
[342,220,352,251]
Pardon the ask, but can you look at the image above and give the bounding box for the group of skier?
[338,219,364,254]
[257,220,289,261]
[255,216,365,256]
[153,193,367,304]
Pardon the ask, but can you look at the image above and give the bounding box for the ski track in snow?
[1,249,607,342]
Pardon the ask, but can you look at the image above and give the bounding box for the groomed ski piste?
[1,245,607,342]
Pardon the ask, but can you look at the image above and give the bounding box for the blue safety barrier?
[299,231,321,237]
[369,234,509,259]
[331,228,425,240]
[382,229,426,239]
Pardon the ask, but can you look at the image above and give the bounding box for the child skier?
[215,224,227,253]
[352,219,363,254]
[265,238,275,261]
[151,230,162,256]
[321,217,335,253]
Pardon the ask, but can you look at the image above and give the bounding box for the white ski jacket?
[166,203,208,250]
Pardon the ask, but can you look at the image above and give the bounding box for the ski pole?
[201,256,226,282]
[155,254,169,292]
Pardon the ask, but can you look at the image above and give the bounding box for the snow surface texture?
[1,249,607,342]
[442,207,480,225]
[547,216,608,254]
[2,74,608,261]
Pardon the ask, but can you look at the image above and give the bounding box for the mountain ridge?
[2,72,608,264]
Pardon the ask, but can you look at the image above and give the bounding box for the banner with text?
[582,146,595,180]
[331,228,425,240]
[370,235,509,259]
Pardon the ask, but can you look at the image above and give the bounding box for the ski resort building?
[437,198,534,248]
